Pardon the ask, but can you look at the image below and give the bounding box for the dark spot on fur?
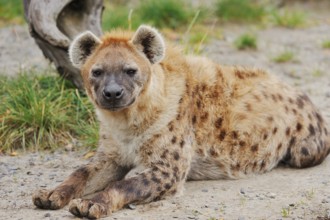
[164,183,172,190]
[277,94,283,101]
[308,114,312,120]
[154,134,161,138]
[251,144,258,152]
[171,136,177,144]
[308,124,315,136]
[196,100,202,109]
[209,148,219,157]
[173,151,180,160]
[161,149,169,159]
[296,123,303,132]
[215,117,223,128]
[192,115,197,124]
[197,148,203,155]
[285,106,289,113]
[176,113,181,120]
[277,143,282,150]
[180,140,185,148]
[286,127,291,136]
[168,124,174,132]
[267,116,274,122]
[235,69,245,79]
[301,147,309,156]
[315,112,323,123]
[142,178,149,186]
[292,108,297,115]
[289,137,296,148]
[296,97,304,109]
[179,98,183,104]
[157,186,162,192]
[218,130,226,141]
[239,141,246,147]
[231,131,238,139]
[263,133,268,140]
[253,95,261,102]
[152,166,159,172]
[273,127,278,134]
[288,97,294,104]
[151,176,161,184]
[245,103,252,111]
[324,128,328,135]
[201,83,207,92]
[271,94,277,102]
[200,112,209,121]
[161,171,170,178]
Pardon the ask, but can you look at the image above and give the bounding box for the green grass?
[102,4,142,31]
[0,71,98,152]
[322,40,330,49]
[234,33,257,50]
[271,10,306,28]
[137,0,195,29]
[102,0,200,30]
[273,51,295,63]
[215,0,266,23]
[0,0,25,26]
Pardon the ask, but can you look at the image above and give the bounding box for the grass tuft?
[322,40,330,49]
[215,0,266,23]
[0,71,98,152]
[137,0,194,29]
[271,10,306,28]
[0,0,24,26]
[234,33,257,50]
[273,51,294,63]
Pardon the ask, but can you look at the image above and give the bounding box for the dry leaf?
[84,151,95,159]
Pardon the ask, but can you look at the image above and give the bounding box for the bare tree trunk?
[23,0,104,90]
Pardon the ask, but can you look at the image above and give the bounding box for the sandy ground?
[1,3,330,220]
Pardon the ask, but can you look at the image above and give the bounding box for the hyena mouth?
[102,98,136,111]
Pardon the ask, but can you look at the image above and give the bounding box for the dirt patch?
[1,3,330,220]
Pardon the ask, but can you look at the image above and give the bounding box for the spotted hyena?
[32,25,330,219]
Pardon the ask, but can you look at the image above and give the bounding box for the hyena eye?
[92,69,102,77]
[125,68,137,76]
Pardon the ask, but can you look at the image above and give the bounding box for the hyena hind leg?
[281,135,330,168]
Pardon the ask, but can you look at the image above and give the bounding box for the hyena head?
[69,25,165,111]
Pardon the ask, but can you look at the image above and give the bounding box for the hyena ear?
[69,31,102,68]
[132,25,165,64]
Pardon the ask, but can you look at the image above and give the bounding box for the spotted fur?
[32,25,330,219]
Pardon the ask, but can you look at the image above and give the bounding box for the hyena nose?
[103,84,124,100]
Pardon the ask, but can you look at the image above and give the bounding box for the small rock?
[64,143,74,152]
[238,217,245,220]
[321,199,329,203]
[127,204,136,210]
[201,189,208,193]
[289,203,295,207]
[267,193,276,199]
[240,188,245,194]
[44,213,51,217]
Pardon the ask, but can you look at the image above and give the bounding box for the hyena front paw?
[69,198,109,219]
[32,187,73,210]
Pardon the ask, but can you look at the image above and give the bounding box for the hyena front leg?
[32,152,126,210]
[69,157,189,219]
